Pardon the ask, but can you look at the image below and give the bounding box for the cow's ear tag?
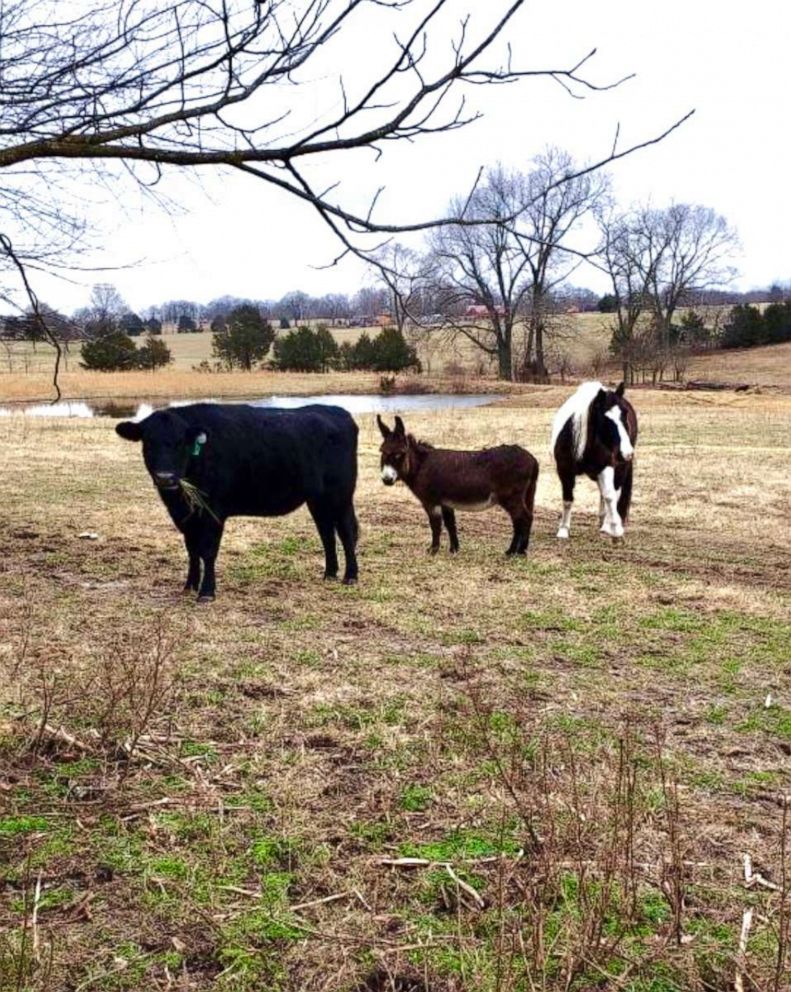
[192,433,207,457]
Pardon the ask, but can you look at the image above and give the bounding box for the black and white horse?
[550,381,638,540]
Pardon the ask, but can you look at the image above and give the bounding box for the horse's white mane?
[549,380,605,462]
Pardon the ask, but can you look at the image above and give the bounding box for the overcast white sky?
[21,0,791,314]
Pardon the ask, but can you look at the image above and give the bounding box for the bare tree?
[0,0,693,397]
[598,203,737,382]
[425,155,605,380]
[515,148,609,381]
[373,243,429,333]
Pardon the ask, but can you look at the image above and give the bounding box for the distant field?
[3,313,791,407]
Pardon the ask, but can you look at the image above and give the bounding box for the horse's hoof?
[557,528,570,540]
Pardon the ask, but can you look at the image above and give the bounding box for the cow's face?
[116,411,207,490]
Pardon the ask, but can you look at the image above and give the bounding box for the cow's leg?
[425,505,442,554]
[308,500,339,580]
[598,466,624,538]
[182,529,201,592]
[557,473,575,540]
[335,503,359,585]
[441,507,460,553]
[196,521,224,602]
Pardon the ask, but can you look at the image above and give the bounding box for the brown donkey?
[377,415,539,555]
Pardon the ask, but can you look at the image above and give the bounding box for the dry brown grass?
[1,389,790,990]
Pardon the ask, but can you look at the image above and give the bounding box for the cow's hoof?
[557,527,570,540]
[342,576,358,586]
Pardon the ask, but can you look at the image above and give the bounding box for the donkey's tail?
[618,462,634,522]
[523,456,540,514]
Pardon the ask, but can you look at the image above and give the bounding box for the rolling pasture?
[1,388,790,990]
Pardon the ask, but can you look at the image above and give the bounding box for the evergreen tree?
[137,335,173,371]
[211,304,274,369]
[80,331,139,370]
[369,326,420,372]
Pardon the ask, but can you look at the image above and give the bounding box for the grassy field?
[1,387,790,991]
[3,313,791,408]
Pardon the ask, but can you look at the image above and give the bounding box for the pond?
[0,393,499,420]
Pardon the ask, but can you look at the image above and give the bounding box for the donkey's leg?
[502,496,530,556]
[516,469,538,554]
[441,507,460,554]
[425,505,442,554]
[598,466,624,538]
[557,474,575,540]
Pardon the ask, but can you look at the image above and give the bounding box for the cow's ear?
[376,414,391,439]
[187,427,208,456]
[394,415,406,436]
[116,421,142,442]
[615,381,626,397]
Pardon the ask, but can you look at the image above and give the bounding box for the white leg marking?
[598,466,624,538]
[557,500,573,540]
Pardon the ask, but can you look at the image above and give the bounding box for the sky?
[8,0,791,315]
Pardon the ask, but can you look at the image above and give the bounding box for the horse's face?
[376,414,411,485]
[593,386,634,464]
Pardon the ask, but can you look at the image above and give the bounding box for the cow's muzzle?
[154,471,180,490]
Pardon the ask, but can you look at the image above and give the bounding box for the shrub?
[273,325,339,372]
[80,331,139,371]
[137,335,173,371]
[370,326,420,372]
[211,305,274,370]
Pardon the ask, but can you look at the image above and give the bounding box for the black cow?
[116,403,359,600]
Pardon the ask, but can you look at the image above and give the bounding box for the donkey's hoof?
[323,572,339,582]
[342,576,358,586]
[556,527,570,540]
[197,594,215,604]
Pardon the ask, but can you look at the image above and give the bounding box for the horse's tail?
[618,462,634,522]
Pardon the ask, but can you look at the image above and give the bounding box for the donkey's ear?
[116,420,142,442]
[376,414,391,439]
[615,381,626,397]
[394,415,406,436]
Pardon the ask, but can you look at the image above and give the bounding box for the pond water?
[0,393,499,420]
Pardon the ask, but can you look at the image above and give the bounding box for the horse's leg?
[425,505,442,554]
[557,473,575,539]
[441,507,460,553]
[598,466,624,538]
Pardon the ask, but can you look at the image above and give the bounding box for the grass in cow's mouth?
[178,478,221,524]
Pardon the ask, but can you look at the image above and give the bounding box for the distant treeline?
[720,301,791,349]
